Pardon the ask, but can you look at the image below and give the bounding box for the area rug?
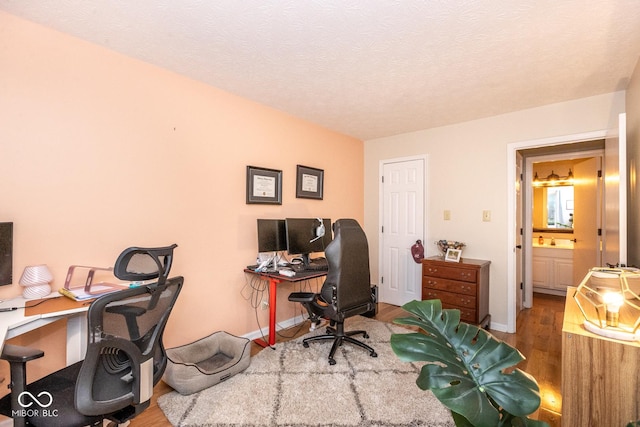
[157,316,454,426]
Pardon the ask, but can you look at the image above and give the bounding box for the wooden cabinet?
[421,257,491,328]
[562,287,640,426]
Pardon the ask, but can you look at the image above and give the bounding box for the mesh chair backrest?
[322,219,372,311]
[113,244,177,285]
[75,277,182,416]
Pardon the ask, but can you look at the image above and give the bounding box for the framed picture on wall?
[246,166,282,205]
[296,165,324,200]
[445,248,462,263]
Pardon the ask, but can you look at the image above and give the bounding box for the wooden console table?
[561,286,640,426]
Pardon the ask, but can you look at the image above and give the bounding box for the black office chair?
[0,244,183,427]
[289,219,377,365]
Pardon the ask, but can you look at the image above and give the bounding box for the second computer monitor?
[257,219,287,253]
[285,218,332,265]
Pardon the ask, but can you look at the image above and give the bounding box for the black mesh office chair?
[0,244,183,427]
[289,219,377,365]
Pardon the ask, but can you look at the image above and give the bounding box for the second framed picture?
[296,165,324,200]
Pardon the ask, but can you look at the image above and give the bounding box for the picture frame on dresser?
[445,248,462,262]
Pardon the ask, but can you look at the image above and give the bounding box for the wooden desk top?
[25,295,89,317]
[244,268,327,282]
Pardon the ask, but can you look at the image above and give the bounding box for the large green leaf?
[390,299,545,427]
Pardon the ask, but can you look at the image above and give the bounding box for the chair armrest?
[288,292,316,303]
[1,344,44,363]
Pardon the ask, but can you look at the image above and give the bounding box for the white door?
[380,158,425,306]
[572,156,602,285]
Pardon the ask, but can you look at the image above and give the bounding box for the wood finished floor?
[132,293,565,427]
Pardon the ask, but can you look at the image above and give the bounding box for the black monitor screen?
[257,219,287,253]
[0,222,13,286]
[285,218,332,259]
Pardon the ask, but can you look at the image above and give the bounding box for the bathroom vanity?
[532,239,573,294]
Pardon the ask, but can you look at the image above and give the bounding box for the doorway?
[522,148,604,303]
[506,114,627,332]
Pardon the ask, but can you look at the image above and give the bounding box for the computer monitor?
[0,222,13,286]
[257,219,287,253]
[285,218,332,266]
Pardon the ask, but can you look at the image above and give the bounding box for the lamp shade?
[19,265,53,286]
[573,267,640,341]
[19,265,53,299]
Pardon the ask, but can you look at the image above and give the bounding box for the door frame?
[506,130,608,332]
[378,154,428,304]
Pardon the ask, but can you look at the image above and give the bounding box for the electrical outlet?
[261,300,269,310]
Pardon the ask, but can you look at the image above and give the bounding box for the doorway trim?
[506,130,607,332]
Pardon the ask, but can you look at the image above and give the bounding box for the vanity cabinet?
[532,247,573,293]
[421,257,491,328]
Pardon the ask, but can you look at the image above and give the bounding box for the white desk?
[0,294,90,365]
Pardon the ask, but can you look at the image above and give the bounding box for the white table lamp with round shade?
[19,265,53,299]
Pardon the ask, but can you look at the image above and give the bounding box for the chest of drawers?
[421,256,491,328]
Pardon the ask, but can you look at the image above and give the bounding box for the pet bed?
[163,331,251,395]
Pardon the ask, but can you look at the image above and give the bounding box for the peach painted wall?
[0,11,364,348]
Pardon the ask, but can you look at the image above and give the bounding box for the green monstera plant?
[390,299,549,427]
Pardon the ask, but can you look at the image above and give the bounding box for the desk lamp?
[573,267,640,341]
[19,264,53,299]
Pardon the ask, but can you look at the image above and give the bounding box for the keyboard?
[305,259,328,271]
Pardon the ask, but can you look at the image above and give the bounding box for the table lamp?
[19,264,53,299]
[573,267,640,341]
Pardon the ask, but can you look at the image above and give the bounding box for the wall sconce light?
[532,168,574,187]
[573,267,640,341]
[19,264,53,299]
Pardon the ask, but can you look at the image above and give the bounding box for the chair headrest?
[113,244,177,284]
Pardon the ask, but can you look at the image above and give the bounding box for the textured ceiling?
[2,1,640,140]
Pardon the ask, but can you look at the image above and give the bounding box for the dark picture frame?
[246,166,282,205]
[295,165,324,200]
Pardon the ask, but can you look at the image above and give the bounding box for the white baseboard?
[242,314,307,341]
[489,321,508,333]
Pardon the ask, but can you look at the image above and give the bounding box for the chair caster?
[363,333,369,338]
[370,351,377,358]
[303,342,310,348]
[328,358,336,365]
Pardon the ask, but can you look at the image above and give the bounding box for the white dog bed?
[163,331,251,395]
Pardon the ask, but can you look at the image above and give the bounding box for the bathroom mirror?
[532,185,574,233]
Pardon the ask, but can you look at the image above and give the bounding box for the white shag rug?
[157,316,454,426]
